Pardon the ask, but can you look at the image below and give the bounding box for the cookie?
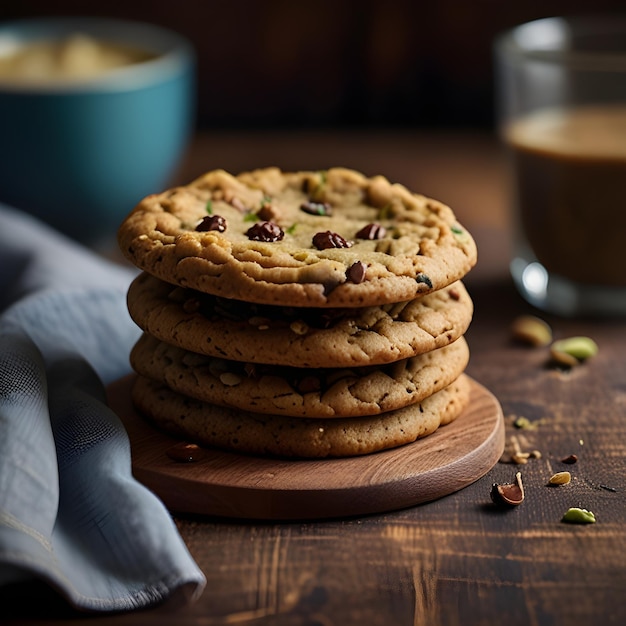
[130,333,469,418]
[131,373,471,458]
[118,167,477,308]
[127,272,473,368]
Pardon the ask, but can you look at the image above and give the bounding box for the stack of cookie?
[117,167,477,458]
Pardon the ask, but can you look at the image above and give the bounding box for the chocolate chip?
[166,442,203,463]
[415,273,433,289]
[257,203,283,222]
[196,215,227,232]
[246,221,284,242]
[346,261,367,283]
[355,222,386,240]
[312,231,352,250]
[300,201,333,216]
[322,276,343,296]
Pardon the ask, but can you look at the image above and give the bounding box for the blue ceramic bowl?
[0,17,195,245]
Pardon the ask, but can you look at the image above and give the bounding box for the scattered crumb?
[500,433,541,465]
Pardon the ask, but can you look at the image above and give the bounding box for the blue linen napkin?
[0,205,206,611]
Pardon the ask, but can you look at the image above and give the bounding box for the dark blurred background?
[2,1,624,131]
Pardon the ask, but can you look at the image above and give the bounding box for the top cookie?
[118,167,477,308]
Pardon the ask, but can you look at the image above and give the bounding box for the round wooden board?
[107,375,504,520]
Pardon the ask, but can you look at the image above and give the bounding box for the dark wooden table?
[4,130,626,625]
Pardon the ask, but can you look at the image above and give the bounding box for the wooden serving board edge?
[107,375,504,520]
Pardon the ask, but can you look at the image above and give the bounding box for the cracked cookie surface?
[127,272,473,368]
[118,167,477,308]
[131,373,470,458]
[130,333,469,418]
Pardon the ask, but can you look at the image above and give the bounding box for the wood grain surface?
[3,131,626,626]
[106,375,504,520]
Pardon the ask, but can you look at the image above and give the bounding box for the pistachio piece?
[219,372,242,386]
[249,316,271,328]
[289,320,309,335]
[513,416,530,429]
[562,507,596,524]
[513,416,535,430]
[550,348,579,368]
[511,315,552,347]
[549,471,571,485]
[490,472,524,507]
[550,336,598,366]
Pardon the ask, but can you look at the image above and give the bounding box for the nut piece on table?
[490,471,525,507]
[511,315,553,347]
[549,471,571,485]
[561,507,596,524]
[550,336,598,367]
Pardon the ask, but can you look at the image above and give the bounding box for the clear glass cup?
[495,16,626,317]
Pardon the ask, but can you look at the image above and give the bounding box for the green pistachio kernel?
[379,204,393,220]
[513,416,532,429]
[512,416,542,431]
[310,171,327,199]
[451,225,464,235]
[550,336,599,365]
[205,199,213,215]
[562,507,596,524]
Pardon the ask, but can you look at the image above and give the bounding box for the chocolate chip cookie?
[127,272,473,368]
[130,333,469,418]
[118,167,477,308]
[131,373,471,458]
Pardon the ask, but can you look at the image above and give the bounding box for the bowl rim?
[0,16,194,93]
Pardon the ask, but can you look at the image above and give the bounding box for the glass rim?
[496,15,626,72]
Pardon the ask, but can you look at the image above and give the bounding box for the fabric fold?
[0,205,206,612]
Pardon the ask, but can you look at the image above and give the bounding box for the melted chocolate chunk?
[196,215,227,232]
[346,261,367,284]
[246,221,284,242]
[300,200,333,216]
[312,231,352,250]
[355,222,386,240]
